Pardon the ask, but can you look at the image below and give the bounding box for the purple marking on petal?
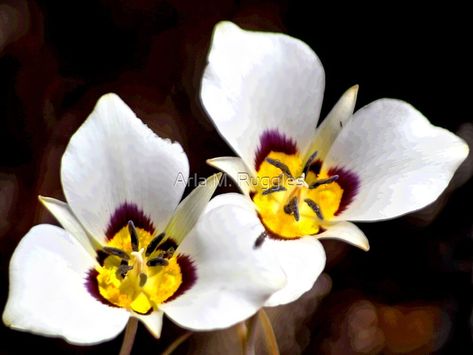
[254,129,298,171]
[308,159,323,176]
[164,254,197,303]
[106,202,155,239]
[84,269,118,308]
[328,167,360,216]
[157,238,178,252]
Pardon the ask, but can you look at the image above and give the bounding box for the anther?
[103,246,130,260]
[165,247,175,258]
[147,257,169,267]
[145,232,165,257]
[253,231,267,249]
[262,185,287,195]
[265,157,294,178]
[303,151,318,175]
[304,198,324,220]
[309,175,339,189]
[284,196,300,221]
[139,273,147,287]
[117,261,133,278]
[128,220,139,251]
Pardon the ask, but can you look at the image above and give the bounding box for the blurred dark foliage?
[1,1,472,354]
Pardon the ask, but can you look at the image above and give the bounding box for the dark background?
[1,1,472,354]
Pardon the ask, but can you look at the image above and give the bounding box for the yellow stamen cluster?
[252,152,343,238]
[96,226,182,314]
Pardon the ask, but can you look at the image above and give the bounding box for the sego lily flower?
[200,22,469,306]
[2,93,284,344]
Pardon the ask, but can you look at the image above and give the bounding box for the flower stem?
[237,321,248,355]
[245,312,259,355]
[119,317,138,355]
[162,332,192,355]
[258,309,280,355]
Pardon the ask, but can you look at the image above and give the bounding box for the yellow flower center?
[95,222,182,314]
[252,151,343,238]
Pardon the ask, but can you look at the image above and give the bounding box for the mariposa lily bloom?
[2,93,285,344]
[200,22,469,306]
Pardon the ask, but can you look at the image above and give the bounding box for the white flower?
[2,93,285,344]
[200,22,469,307]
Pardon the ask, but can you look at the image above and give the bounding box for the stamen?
[253,231,267,249]
[139,273,147,287]
[145,232,165,257]
[309,175,339,189]
[304,198,324,220]
[265,157,294,178]
[165,247,175,258]
[262,185,287,195]
[117,260,133,278]
[284,196,300,221]
[128,220,139,251]
[103,246,130,260]
[147,257,169,267]
[303,151,318,175]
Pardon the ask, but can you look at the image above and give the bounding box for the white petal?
[61,93,189,242]
[161,202,286,330]
[307,85,358,161]
[324,99,469,221]
[39,196,98,255]
[207,157,254,195]
[165,173,222,245]
[263,237,326,307]
[2,224,129,344]
[133,310,163,339]
[201,21,325,172]
[317,221,369,251]
[204,192,256,215]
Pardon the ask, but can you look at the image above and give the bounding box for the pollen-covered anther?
[253,231,267,249]
[303,150,318,175]
[165,247,175,258]
[145,232,165,257]
[103,246,130,260]
[262,185,287,195]
[284,196,300,221]
[139,273,147,287]
[117,261,133,278]
[265,157,294,178]
[128,220,139,251]
[304,198,324,220]
[147,257,169,267]
[309,175,339,189]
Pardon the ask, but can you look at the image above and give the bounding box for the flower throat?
[252,151,343,243]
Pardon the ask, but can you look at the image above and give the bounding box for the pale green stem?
[119,317,138,355]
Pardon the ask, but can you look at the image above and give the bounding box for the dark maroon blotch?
[164,255,197,303]
[84,269,119,308]
[106,202,155,239]
[308,159,323,176]
[254,129,298,171]
[158,238,178,252]
[96,250,108,266]
[328,166,360,216]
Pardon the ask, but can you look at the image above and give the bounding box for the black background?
[0,1,472,354]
